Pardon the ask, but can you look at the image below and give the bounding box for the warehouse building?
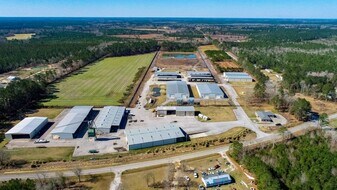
[187,71,214,82]
[202,172,232,188]
[156,106,195,117]
[196,83,224,99]
[94,106,126,134]
[223,72,253,82]
[255,111,277,123]
[166,81,190,100]
[124,124,187,150]
[154,72,182,81]
[51,106,93,139]
[5,117,48,140]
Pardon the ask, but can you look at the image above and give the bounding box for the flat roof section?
[223,72,253,79]
[51,106,93,134]
[5,117,48,135]
[156,106,195,112]
[155,72,180,76]
[95,106,126,129]
[187,71,212,77]
[125,124,185,146]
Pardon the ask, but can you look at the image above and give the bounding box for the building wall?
[52,133,74,139]
[5,118,48,140]
[128,137,181,150]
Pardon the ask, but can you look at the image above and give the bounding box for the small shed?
[202,173,232,188]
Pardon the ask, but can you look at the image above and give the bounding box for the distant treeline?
[104,28,162,35]
[161,41,197,52]
[164,30,204,39]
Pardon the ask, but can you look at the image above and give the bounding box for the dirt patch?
[294,93,337,114]
[217,60,240,68]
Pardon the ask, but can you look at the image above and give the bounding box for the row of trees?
[161,41,197,52]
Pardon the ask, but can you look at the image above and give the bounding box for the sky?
[1,0,337,18]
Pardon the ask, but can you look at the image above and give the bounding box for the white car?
[184,176,190,181]
[194,172,198,178]
[34,139,49,144]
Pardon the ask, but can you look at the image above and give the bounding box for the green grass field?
[6,33,35,40]
[44,53,155,107]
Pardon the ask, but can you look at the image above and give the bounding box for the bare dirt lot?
[217,60,240,68]
[295,93,337,114]
[155,51,208,72]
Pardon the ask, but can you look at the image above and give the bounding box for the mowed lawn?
[44,53,155,107]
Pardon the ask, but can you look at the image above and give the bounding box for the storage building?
[156,106,195,117]
[187,71,214,82]
[94,106,126,134]
[5,117,48,140]
[124,124,187,150]
[166,81,190,100]
[255,111,277,123]
[196,83,224,99]
[202,172,232,188]
[223,72,253,82]
[154,72,182,81]
[51,106,93,139]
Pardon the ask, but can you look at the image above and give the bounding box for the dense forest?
[230,131,337,190]
[221,27,337,99]
[161,41,197,52]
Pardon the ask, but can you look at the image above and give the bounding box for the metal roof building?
[196,83,224,99]
[166,81,190,100]
[124,124,186,150]
[255,111,277,123]
[154,72,182,81]
[156,106,195,117]
[187,71,214,82]
[94,106,126,134]
[223,72,253,82]
[5,117,48,140]
[202,173,232,188]
[51,106,93,139]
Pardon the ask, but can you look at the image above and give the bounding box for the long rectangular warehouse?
[223,72,253,82]
[187,71,214,82]
[5,117,48,140]
[94,106,126,134]
[196,83,224,99]
[156,106,195,117]
[51,106,93,139]
[166,81,190,100]
[125,124,187,150]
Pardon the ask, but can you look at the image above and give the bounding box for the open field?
[190,85,200,98]
[44,53,155,107]
[68,173,114,190]
[182,154,253,190]
[195,106,236,122]
[7,147,74,162]
[122,164,170,190]
[6,33,35,40]
[294,93,337,114]
[26,108,63,119]
[217,60,240,68]
[199,45,219,53]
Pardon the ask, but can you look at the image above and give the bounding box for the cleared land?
[6,33,35,40]
[7,147,74,162]
[26,108,63,119]
[44,53,155,107]
[195,106,236,122]
[68,173,114,190]
[122,164,170,190]
[199,45,219,53]
[218,60,240,68]
[294,93,337,114]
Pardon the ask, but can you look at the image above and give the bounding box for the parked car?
[184,176,190,181]
[88,149,99,153]
[194,172,198,178]
[34,139,49,144]
[198,185,206,190]
[214,164,220,170]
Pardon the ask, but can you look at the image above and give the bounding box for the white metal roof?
[187,71,212,77]
[223,72,252,79]
[202,173,232,186]
[156,106,195,112]
[51,106,92,134]
[196,83,223,96]
[5,117,48,135]
[125,124,185,145]
[95,106,126,129]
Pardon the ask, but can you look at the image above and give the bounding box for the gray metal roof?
[224,72,252,79]
[125,124,185,145]
[51,106,93,134]
[95,106,125,129]
[155,72,180,77]
[196,83,223,96]
[5,117,48,135]
[166,81,189,96]
[187,71,212,77]
[256,111,275,121]
[156,106,195,112]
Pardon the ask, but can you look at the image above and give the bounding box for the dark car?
[89,149,99,153]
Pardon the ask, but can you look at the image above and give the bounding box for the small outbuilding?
[223,72,253,82]
[124,124,187,150]
[94,106,126,134]
[156,106,195,117]
[5,117,48,140]
[255,111,277,123]
[166,81,190,100]
[202,173,232,188]
[196,83,224,99]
